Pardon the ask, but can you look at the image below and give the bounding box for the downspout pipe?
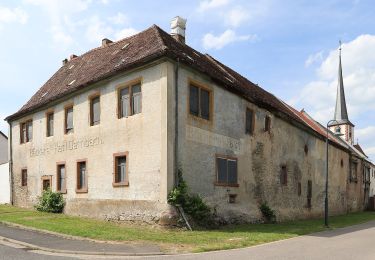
[174,58,179,187]
[8,121,13,205]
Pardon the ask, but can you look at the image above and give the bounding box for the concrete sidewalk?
[0,223,162,256]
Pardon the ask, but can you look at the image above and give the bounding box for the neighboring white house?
[0,131,9,204]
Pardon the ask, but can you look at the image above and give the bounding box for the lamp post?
[325,119,343,227]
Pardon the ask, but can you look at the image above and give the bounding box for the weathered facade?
[6,18,372,223]
[0,131,9,204]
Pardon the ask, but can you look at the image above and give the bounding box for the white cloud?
[114,28,138,40]
[198,0,230,12]
[202,29,257,50]
[225,6,250,27]
[0,6,28,25]
[108,12,128,25]
[305,51,324,67]
[85,16,114,43]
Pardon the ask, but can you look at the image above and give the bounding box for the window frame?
[20,120,33,144]
[214,155,239,187]
[188,80,213,122]
[264,115,271,132]
[89,94,101,126]
[245,107,255,135]
[64,105,74,135]
[76,159,88,193]
[56,162,67,194]
[46,111,54,137]
[41,175,52,192]
[113,152,129,187]
[280,165,288,186]
[117,78,142,119]
[21,168,27,186]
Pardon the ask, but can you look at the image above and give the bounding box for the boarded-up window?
[280,165,287,185]
[265,115,271,132]
[20,120,33,143]
[113,153,129,186]
[76,161,87,192]
[119,83,142,118]
[47,113,54,137]
[189,84,211,120]
[57,164,66,193]
[21,169,27,186]
[90,96,100,126]
[216,156,238,186]
[65,106,74,134]
[246,108,254,134]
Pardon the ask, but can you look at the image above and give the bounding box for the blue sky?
[0,0,374,159]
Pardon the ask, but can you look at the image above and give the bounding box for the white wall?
[0,134,7,165]
[0,163,10,204]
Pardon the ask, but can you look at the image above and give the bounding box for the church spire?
[333,41,350,124]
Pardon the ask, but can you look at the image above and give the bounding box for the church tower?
[328,42,355,144]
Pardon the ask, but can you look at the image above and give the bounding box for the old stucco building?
[6,17,372,223]
[0,131,9,204]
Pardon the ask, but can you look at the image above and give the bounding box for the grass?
[0,205,374,253]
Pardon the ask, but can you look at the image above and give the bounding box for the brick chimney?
[170,16,187,44]
[102,38,113,47]
[62,58,68,66]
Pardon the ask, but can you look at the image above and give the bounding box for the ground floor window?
[41,176,52,191]
[215,156,238,187]
[76,160,88,193]
[56,163,66,193]
[113,152,129,187]
[21,168,27,186]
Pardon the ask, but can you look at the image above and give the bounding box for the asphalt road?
[1,220,375,260]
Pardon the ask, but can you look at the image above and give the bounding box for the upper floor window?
[65,106,74,134]
[20,120,32,143]
[90,96,101,126]
[245,108,255,135]
[215,156,238,187]
[189,84,211,120]
[264,115,271,132]
[46,112,54,137]
[118,83,142,118]
[76,160,87,193]
[113,152,129,187]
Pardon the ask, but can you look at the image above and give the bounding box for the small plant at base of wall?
[35,189,65,213]
[168,169,215,228]
[259,202,276,223]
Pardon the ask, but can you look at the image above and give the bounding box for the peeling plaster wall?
[176,64,350,222]
[10,62,175,221]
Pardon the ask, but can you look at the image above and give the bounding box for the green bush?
[35,189,65,213]
[259,202,276,223]
[168,170,213,227]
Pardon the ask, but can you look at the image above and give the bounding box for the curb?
[0,221,165,257]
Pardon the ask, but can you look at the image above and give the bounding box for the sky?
[0,0,374,159]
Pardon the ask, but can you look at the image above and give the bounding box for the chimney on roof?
[102,38,113,47]
[170,16,187,44]
[70,54,77,60]
[62,58,68,66]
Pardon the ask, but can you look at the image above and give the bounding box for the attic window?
[68,79,76,86]
[121,43,130,50]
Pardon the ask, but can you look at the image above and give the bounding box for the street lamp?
[325,120,344,227]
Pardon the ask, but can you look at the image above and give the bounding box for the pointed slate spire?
[333,41,350,124]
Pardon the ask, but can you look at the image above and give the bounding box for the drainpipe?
[8,121,13,205]
[174,58,180,187]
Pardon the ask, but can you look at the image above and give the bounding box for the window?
[113,152,129,186]
[350,161,358,182]
[20,120,32,143]
[264,115,271,132]
[90,96,100,126]
[245,108,255,135]
[21,169,27,186]
[118,83,142,118]
[216,156,238,187]
[189,84,211,120]
[297,182,302,196]
[76,160,87,192]
[280,165,287,185]
[56,163,66,193]
[304,145,308,155]
[65,106,74,134]
[46,112,54,137]
[41,176,52,191]
[307,180,312,208]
